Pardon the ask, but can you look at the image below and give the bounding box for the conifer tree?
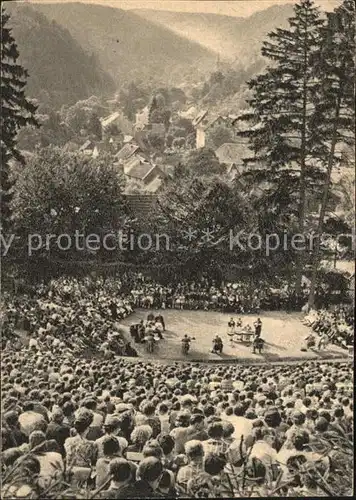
[236,0,326,291]
[148,96,158,123]
[87,112,102,140]
[308,0,355,307]
[1,8,39,229]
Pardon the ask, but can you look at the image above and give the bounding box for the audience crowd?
[1,346,353,498]
[1,274,353,498]
[128,277,311,313]
[2,274,352,354]
[1,277,135,356]
[303,305,354,348]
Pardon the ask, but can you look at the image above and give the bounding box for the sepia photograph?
[0,0,354,497]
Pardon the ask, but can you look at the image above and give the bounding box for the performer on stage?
[254,318,262,337]
[181,334,193,354]
[147,312,155,322]
[236,317,243,328]
[302,333,316,351]
[138,320,145,343]
[212,335,223,354]
[318,331,329,350]
[228,317,235,334]
[130,324,140,344]
[146,330,155,353]
[153,319,163,339]
[155,314,165,331]
[252,335,264,354]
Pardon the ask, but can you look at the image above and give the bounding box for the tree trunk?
[308,92,342,308]
[295,167,307,294]
[295,23,309,295]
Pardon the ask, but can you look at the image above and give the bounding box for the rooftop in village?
[115,143,140,162]
[79,139,94,151]
[101,111,133,135]
[125,157,158,181]
[201,115,225,130]
[215,142,252,165]
[145,176,163,193]
[100,111,121,129]
[178,106,198,120]
[192,109,208,127]
[124,193,159,216]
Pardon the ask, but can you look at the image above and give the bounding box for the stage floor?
[121,309,348,363]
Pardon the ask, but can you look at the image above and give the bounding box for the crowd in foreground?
[1,343,353,498]
[1,274,354,498]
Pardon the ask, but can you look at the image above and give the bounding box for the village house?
[215,141,253,179]
[124,154,164,192]
[123,134,134,144]
[178,105,198,120]
[135,106,150,130]
[145,176,164,193]
[146,122,166,137]
[193,110,230,149]
[114,126,154,166]
[124,193,159,217]
[123,154,151,176]
[115,143,142,164]
[79,139,96,156]
[100,111,133,137]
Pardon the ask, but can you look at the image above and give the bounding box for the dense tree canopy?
[208,124,234,149]
[1,8,39,229]
[308,0,355,306]
[236,0,334,291]
[10,147,127,261]
[184,148,224,176]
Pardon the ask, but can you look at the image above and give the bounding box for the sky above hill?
[23,0,342,17]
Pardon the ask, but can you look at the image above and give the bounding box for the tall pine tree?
[236,0,326,291]
[1,8,39,230]
[308,0,355,307]
[87,112,102,140]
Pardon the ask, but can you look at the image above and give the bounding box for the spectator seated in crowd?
[1,274,353,498]
[128,277,311,313]
[1,338,353,498]
[2,274,352,354]
[1,277,136,357]
[303,305,354,349]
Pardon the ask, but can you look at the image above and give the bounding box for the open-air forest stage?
[121,309,349,364]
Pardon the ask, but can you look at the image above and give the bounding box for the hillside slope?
[5,4,115,108]
[134,4,295,64]
[29,2,217,86]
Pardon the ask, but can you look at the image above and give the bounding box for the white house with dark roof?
[115,143,141,164]
[135,106,150,130]
[124,155,164,191]
[192,109,208,128]
[178,106,197,120]
[100,111,133,136]
[192,110,230,149]
[79,139,95,154]
[215,142,254,179]
[124,193,159,216]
